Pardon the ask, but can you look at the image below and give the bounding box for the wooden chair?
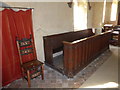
[104,24,113,32]
[16,35,44,87]
[110,25,120,46]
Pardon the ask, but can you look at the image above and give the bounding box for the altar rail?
[63,31,111,77]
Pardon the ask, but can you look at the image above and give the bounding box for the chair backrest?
[16,35,36,65]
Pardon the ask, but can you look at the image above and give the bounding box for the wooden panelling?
[43,29,111,78]
[43,29,94,65]
[63,31,111,78]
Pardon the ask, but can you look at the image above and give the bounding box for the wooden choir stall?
[43,29,111,78]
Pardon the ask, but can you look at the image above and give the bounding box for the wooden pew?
[63,31,111,77]
[43,29,111,78]
[43,29,94,65]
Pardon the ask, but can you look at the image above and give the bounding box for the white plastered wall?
[4,2,74,62]
[2,1,119,62]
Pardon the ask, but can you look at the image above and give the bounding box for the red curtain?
[1,9,35,86]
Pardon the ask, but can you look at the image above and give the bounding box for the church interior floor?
[3,45,119,89]
[80,45,119,88]
[53,54,64,70]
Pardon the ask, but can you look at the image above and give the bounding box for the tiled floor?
[3,45,118,88]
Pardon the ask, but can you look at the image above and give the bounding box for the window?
[73,0,87,31]
[110,0,118,21]
[102,0,106,23]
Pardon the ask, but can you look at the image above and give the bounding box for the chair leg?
[27,70,31,87]
[41,64,44,80]
[21,68,25,81]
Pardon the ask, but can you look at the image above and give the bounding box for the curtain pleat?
[2,9,35,86]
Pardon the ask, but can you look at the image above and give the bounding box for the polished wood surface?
[43,29,94,65]
[63,31,111,77]
[43,29,111,78]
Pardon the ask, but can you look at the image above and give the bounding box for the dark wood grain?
[63,31,111,78]
[43,29,111,78]
[43,29,94,66]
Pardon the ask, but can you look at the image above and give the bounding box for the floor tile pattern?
[4,50,112,88]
